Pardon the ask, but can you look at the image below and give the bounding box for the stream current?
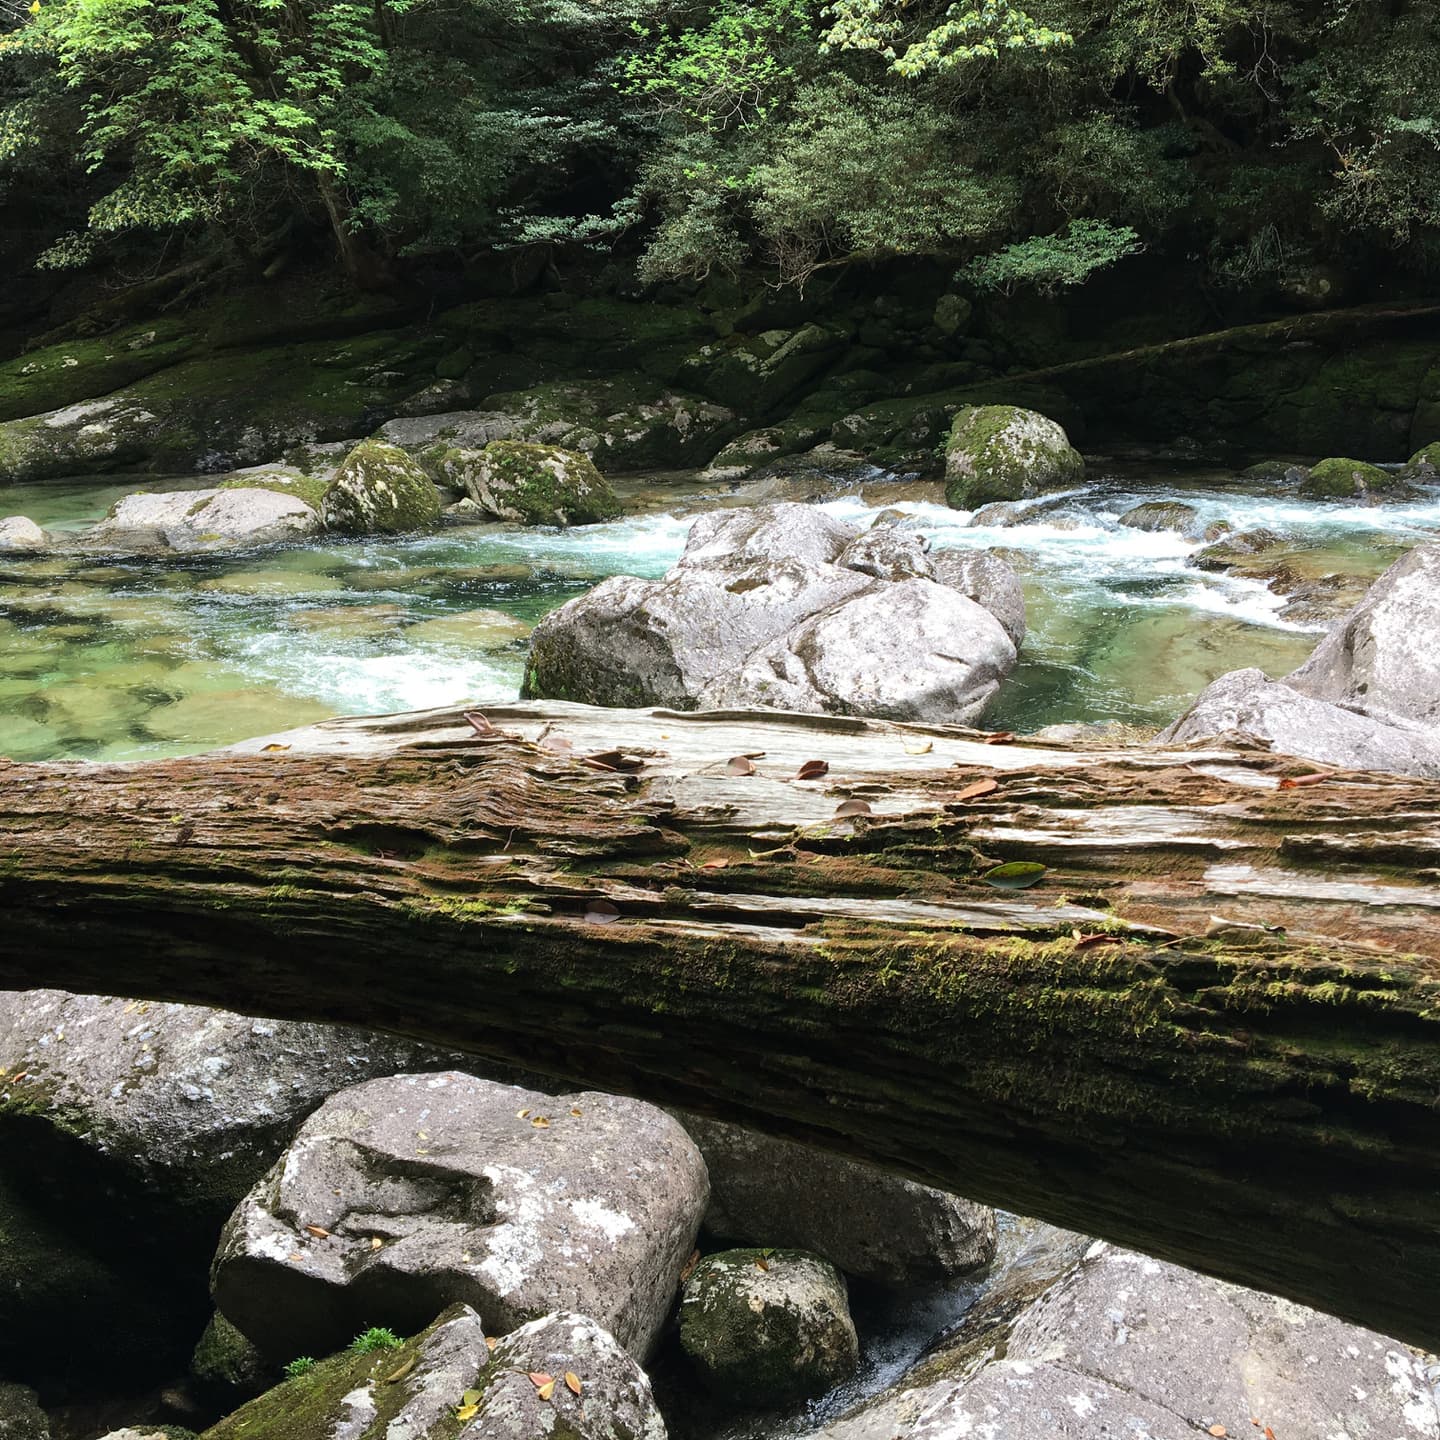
[2,465,1438,763]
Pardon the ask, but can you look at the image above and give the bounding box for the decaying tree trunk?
[2,701,1440,1348]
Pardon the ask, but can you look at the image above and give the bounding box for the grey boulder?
[81,485,321,553]
[0,516,47,553]
[680,1249,859,1407]
[212,1071,708,1362]
[680,1114,995,1290]
[929,547,1027,647]
[524,504,1021,724]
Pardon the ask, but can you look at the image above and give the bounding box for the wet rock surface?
[212,1071,708,1363]
[944,405,1084,509]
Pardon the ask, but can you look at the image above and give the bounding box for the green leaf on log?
[981,861,1047,889]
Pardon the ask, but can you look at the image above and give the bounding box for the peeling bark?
[2,702,1439,1348]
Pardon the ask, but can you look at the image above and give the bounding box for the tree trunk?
[3,701,1440,1348]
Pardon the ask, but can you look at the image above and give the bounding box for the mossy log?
[2,701,1440,1347]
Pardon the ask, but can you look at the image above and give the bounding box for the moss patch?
[1300,456,1400,499]
[321,440,442,535]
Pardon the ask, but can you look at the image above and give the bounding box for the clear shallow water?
[2,469,1438,762]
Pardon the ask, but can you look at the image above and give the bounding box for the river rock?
[680,1249,859,1407]
[680,1114,996,1289]
[1408,441,1440,477]
[944,405,1085,509]
[1117,500,1201,536]
[929,548,1026,647]
[321,439,442,534]
[523,504,1020,722]
[0,516,46,552]
[1189,527,1284,571]
[0,991,467,1382]
[432,441,621,526]
[1286,541,1440,728]
[812,1241,1439,1440]
[467,1311,667,1440]
[212,1071,707,1362]
[1300,455,1403,500]
[0,1384,49,1439]
[83,485,322,554]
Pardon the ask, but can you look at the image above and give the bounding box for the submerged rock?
[1408,441,1440,477]
[522,504,1021,724]
[433,440,621,526]
[1188,526,1284,571]
[82,483,322,554]
[1116,499,1201,536]
[944,405,1084,509]
[321,439,442,534]
[1161,544,1440,776]
[679,1250,859,1408]
[812,1240,1438,1440]
[680,1114,996,1290]
[0,515,46,552]
[212,1071,707,1362]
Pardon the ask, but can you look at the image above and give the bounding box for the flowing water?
[2,467,1438,762]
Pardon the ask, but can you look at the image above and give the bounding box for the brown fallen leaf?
[462,710,496,736]
[1209,1427,1228,1438]
[583,749,644,773]
[537,1380,556,1402]
[261,743,291,752]
[954,778,1000,802]
[834,798,872,818]
[983,731,1016,745]
[755,1257,770,1272]
[569,1106,583,1117]
[795,759,829,780]
[726,755,756,776]
[699,858,730,870]
[528,1372,554,1388]
[531,1115,551,1129]
[484,1336,498,1352]
[1073,933,1122,950]
[1264,1428,1276,1440]
[585,899,621,925]
[304,1224,330,1239]
[565,1372,582,1396]
[1278,772,1331,789]
[679,1248,701,1284]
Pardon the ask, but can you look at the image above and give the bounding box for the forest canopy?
[1,0,1437,294]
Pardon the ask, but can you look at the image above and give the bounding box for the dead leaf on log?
[565,1373,583,1396]
[584,899,621,925]
[834,799,872,818]
[903,739,934,755]
[462,711,497,737]
[260,743,291,753]
[954,779,1000,802]
[983,731,1016,745]
[1073,933,1122,950]
[726,756,756,776]
[795,759,830,781]
[1206,914,1285,938]
[1208,1427,1228,1438]
[531,1115,550,1128]
[528,1372,554,1389]
[981,861,1047,890]
[583,749,644,773]
[699,858,730,870]
[1278,773,1332,789]
[304,1224,330,1239]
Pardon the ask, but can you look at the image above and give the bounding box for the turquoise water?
[1,470,1437,761]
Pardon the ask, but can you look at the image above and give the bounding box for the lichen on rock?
[321,439,442,535]
[944,405,1085,509]
[434,441,621,526]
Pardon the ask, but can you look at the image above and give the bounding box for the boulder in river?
[679,1249,859,1408]
[522,504,1021,725]
[1299,455,1403,500]
[1408,441,1439,477]
[1116,500,1203,537]
[680,1114,996,1290]
[928,547,1026,647]
[0,515,46,552]
[82,481,323,554]
[212,1071,708,1363]
[811,1239,1438,1440]
[1159,543,1440,777]
[321,439,442,534]
[944,405,1084,509]
[431,440,621,526]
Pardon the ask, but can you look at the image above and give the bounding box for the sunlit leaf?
[528,1373,554,1388]
[834,798,871,818]
[903,739,933,755]
[726,755,756,776]
[795,759,829,780]
[565,1372,582,1395]
[538,1380,556,1401]
[304,1224,330,1239]
[981,861,1047,889]
[953,778,999,801]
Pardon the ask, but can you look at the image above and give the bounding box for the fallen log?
[3,701,1440,1347]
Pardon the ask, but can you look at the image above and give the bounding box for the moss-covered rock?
[191,1310,271,1396]
[677,323,848,414]
[1117,500,1203,536]
[1299,456,1402,500]
[678,1249,858,1408]
[1407,441,1440,477]
[944,405,1085,509]
[435,442,620,526]
[321,440,441,534]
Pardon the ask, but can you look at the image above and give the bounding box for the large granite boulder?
[812,1241,1439,1440]
[681,1114,995,1289]
[81,481,322,554]
[431,441,622,526]
[321,439,442,534]
[212,1072,708,1363]
[202,1303,663,1440]
[929,548,1026,648]
[522,505,1022,724]
[0,991,465,1384]
[1160,544,1440,776]
[679,1249,859,1408]
[944,406,1084,509]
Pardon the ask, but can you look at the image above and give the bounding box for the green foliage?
[348,1327,403,1354]
[965,219,1143,294]
[820,0,1071,76]
[284,1356,317,1378]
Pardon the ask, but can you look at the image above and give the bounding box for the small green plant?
[349,1327,404,1354]
[284,1356,317,1379]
